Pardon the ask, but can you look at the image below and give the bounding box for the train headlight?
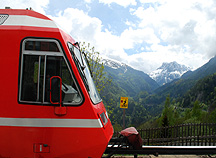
[99,112,108,127]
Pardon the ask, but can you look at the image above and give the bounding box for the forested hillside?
[155,56,216,98]
[144,73,216,129]
[103,59,159,97]
[101,62,159,130]
[180,73,216,109]
[100,56,216,130]
[141,56,216,113]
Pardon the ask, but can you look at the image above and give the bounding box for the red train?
[0,8,113,158]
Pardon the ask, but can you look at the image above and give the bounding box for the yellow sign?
[120,97,128,108]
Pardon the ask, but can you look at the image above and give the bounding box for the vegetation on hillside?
[80,42,112,94]
[80,42,216,131]
[139,73,216,129]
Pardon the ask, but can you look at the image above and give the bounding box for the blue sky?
[1,0,216,73]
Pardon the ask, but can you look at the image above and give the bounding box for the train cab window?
[25,41,60,52]
[68,43,102,104]
[19,39,82,105]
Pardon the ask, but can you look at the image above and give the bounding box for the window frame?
[67,42,102,105]
[18,38,84,106]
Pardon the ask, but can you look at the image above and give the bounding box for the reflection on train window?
[19,39,82,105]
[44,56,81,103]
[21,55,40,102]
[25,41,60,52]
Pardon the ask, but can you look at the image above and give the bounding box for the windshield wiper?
[70,48,90,92]
[73,42,86,70]
[82,51,93,77]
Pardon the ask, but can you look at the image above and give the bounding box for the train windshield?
[68,43,102,104]
[19,39,82,105]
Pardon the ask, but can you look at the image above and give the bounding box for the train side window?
[19,39,82,105]
[20,55,40,101]
[44,56,82,104]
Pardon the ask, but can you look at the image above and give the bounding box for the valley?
[100,56,216,131]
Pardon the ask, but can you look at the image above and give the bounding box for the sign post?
[120,97,128,129]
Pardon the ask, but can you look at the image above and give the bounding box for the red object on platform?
[120,127,139,136]
[120,127,143,149]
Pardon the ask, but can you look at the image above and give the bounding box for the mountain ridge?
[99,56,216,127]
[102,58,159,97]
[154,56,216,98]
[149,61,191,86]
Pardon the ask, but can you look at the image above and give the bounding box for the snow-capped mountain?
[101,58,159,96]
[149,61,191,86]
[102,59,128,73]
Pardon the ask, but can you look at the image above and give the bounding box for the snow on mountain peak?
[102,59,128,73]
[149,61,191,86]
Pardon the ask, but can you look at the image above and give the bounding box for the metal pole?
[123,109,125,130]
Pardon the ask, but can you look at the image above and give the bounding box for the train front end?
[0,8,113,158]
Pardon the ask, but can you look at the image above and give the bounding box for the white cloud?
[49,8,102,43]
[49,8,129,62]
[137,0,216,51]
[139,0,160,3]
[125,19,136,28]
[1,0,215,74]
[126,46,208,73]
[120,27,160,49]
[84,0,92,3]
[99,0,137,8]
[49,7,161,72]
[0,0,49,14]
[127,0,216,71]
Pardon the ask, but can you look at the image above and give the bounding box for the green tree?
[184,100,207,123]
[209,108,216,123]
[184,108,192,121]
[191,100,202,120]
[159,95,181,127]
[80,42,112,93]
[160,95,171,127]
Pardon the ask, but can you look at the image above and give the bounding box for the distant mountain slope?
[99,56,216,127]
[179,73,216,109]
[182,56,216,80]
[155,56,216,98]
[102,59,159,97]
[149,61,190,86]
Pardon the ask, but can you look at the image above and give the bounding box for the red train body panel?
[0,8,113,158]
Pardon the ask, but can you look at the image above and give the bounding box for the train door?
[19,38,83,108]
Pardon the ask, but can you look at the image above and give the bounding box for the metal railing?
[114,123,216,146]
